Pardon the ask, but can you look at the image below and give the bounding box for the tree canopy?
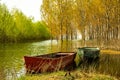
[0,3,50,42]
[41,0,120,46]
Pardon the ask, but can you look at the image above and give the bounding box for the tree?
[0,4,15,42]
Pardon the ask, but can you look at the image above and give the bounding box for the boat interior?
[36,53,70,58]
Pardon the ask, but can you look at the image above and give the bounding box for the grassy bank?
[18,70,118,80]
[18,50,120,80]
[101,50,120,54]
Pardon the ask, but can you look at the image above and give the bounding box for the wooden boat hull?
[24,52,76,73]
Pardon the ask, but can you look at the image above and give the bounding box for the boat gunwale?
[24,52,76,60]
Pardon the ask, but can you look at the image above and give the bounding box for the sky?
[0,0,42,21]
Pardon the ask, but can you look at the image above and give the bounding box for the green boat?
[75,47,100,66]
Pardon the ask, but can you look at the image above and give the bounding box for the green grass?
[18,70,118,80]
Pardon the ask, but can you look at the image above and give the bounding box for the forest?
[41,0,120,50]
[0,3,50,43]
[0,0,120,50]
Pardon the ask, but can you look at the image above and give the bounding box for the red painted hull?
[24,52,76,73]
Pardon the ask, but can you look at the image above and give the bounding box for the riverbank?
[18,69,118,80]
[19,50,120,80]
[0,40,120,80]
[101,50,120,54]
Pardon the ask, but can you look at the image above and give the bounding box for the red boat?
[24,52,76,73]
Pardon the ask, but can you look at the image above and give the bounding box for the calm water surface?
[0,40,120,80]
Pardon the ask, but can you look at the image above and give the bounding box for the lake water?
[0,40,120,80]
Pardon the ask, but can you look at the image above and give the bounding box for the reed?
[18,70,117,80]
